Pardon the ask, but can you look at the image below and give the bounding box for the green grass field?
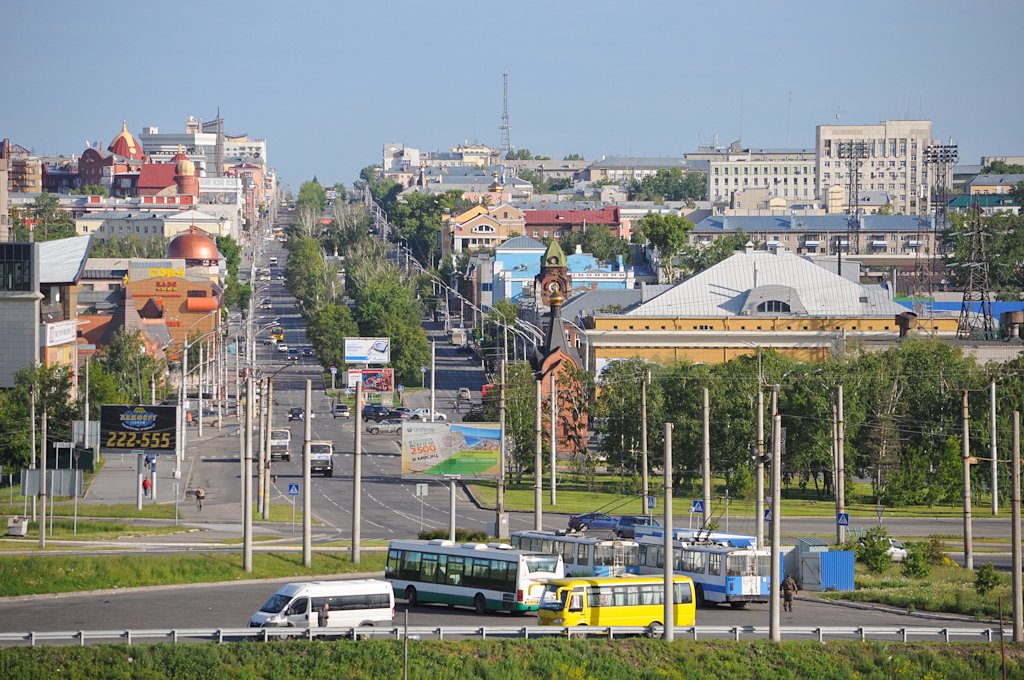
[0,639,1018,679]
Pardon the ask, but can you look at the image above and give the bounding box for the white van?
[269,256,278,266]
[249,580,394,628]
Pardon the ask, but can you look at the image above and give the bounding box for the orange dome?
[172,145,196,177]
[167,225,220,261]
[108,120,145,161]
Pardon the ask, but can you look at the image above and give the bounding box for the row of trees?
[627,168,705,203]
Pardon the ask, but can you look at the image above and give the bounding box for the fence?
[0,625,1008,647]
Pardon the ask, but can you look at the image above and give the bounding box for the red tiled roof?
[137,164,178,192]
[524,206,620,227]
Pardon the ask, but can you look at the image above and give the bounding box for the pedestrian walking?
[195,486,206,511]
[186,410,194,428]
[781,574,798,612]
[318,601,330,627]
[141,477,152,498]
[454,398,460,413]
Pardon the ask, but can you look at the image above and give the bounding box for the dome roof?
[107,120,145,161]
[172,147,196,177]
[167,225,220,261]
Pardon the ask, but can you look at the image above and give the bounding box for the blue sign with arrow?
[287,483,300,496]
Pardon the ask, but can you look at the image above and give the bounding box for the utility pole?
[352,381,363,564]
[702,386,711,528]
[257,379,266,516]
[39,402,47,549]
[534,377,543,530]
[263,379,273,521]
[832,398,840,544]
[30,386,36,521]
[429,340,436,423]
[496,358,508,538]
[662,421,674,642]
[1011,410,1021,642]
[303,378,312,568]
[641,370,649,516]
[243,377,253,573]
[837,384,846,545]
[150,374,156,405]
[755,388,764,549]
[769,385,781,642]
[550,371,557,506]
[991,377,998,515]
[197,343,204,438]
[962,389,974,570]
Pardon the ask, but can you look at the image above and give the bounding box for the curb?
[0,571,386,604]
[800,595,997,625]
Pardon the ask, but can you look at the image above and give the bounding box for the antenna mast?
[499,70,511,159]
[957,198,996,340]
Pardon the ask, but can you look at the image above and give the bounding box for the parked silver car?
[366,418,404,435]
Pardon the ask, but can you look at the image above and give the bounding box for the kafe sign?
[148,266,185,278]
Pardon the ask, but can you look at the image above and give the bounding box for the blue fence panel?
[820,551,855,591]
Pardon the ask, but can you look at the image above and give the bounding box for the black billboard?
[99,404,178,455]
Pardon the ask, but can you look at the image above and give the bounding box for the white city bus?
[510,531,639,577]
[386,539,564,614]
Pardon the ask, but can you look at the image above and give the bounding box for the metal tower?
[499,70,511,159]
[837,141,868,255]
[921,142,958,332]
[957,199,996,340]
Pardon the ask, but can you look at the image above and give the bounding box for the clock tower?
[536,240,571,306]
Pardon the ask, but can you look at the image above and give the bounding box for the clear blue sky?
[3,1,1021,191]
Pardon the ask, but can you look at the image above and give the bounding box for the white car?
[276,344,289,353]
[411,408,447,421]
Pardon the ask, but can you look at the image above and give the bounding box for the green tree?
[980,160,1024,175]
[628,169,705,202]
[635,212,693,282]
[594,358,665,477]
[215,235,241,278]
[89,235,169,258]
[876,202,894,215]
[855,526,893,574]
[945,207,1024,293]
[901,542,930,578]
[678,229,749,276]
[70,184,107,196]
[306,303,359,370]
[13,193,75,242]
[390,191,466,267]
[559,224,629,263]
[506,149,534,160]
[97,329,166,403]
[975,563,999,595]
[564,154,585,161]
[296,179,327,214]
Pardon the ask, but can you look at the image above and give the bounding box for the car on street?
[259,302,273,310]
[287,349,299,362]
[457,387,472,401]
[389,407,416,420]
[614,515,661,538]
[361,404,392,422]
[277,344,289,353]
[859,537,907,562]
[568,512,616,532]
[411,408,447,421]
[301,347,313,357]
[263,337,277,346]
[288,407,305,422]
[366,418,404,435]
[332,403,351,418]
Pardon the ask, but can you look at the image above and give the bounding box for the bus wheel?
[473,594,487,615]
[358,623,374,641]
[405,586,417,607]
[730,601,748,610]
[695,585,706,608]
[646,622,663,639]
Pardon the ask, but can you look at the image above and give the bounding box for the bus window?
[561,541,576,565]
[595,546,613,566]
[708,553,723,576]
[640,584,660,605]
[400,551,421,580]
[727,554,755,576]
[510,536,521,548]
[541,540,554,554]
[577,543,589,565]
[386,549,400,577]
[540,585,566,610]
[673,582,693,604]
[435,555,448,583]
[568,591,584,612]
[680,550,704,573]
[422,554,438,582]
[447,556,464,585]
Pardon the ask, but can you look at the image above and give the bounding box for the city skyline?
[2,0,1021,188]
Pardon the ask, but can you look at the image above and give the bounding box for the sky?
[3,1,1022,192]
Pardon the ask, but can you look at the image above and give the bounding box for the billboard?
[344,337,391,364]
[347,368,394,393]
[401,422,502,479]
[99,404,178,455]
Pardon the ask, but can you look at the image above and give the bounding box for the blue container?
[820,551,855,591]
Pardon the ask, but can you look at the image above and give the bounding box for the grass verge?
[0,639,1018,679]
[15,518,188,541]
[821,564,1010,619]
[0,551,386,597]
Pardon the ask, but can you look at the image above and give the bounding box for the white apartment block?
[816,120,932,215]
[700,148,817,203]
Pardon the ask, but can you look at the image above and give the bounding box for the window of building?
[756,300,791,313]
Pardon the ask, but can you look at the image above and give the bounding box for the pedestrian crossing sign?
[288,483,300,496]
[690,500,704,514]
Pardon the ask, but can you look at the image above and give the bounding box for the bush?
[855,526,892,574]
[975,563,999,596]
[901,542,930,578]
[418,528,489,543]
[923,536,947,565]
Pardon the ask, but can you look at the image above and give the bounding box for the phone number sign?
[100,404,178,454]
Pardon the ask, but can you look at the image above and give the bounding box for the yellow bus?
[537,575,695,629]
[271,327,285,342]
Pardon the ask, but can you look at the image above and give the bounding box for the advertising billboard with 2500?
[100,404,178,455]
[401,422,501,479]
[347,368,394,393]
[344,337,391,364]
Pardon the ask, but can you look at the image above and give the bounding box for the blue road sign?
[287,483,300,496]
[837,512,850,526]
[764,509,772,521]
[647,495,656,510]
[690,500,704,514]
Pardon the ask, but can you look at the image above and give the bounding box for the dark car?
[288,407,305,422]
[361,404,391,422]
[614,515,661,538]
[301,347,313,357]
[388,407,416,420]
[568,512,616,532]
[287,349,299,362]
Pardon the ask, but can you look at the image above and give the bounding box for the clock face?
[547,281,561,293]
[548,256,559,265]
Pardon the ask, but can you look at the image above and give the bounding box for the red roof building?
[136,163,179,196]
[523,206,622,239]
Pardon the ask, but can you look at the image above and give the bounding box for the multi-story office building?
[691,146,817,203]
[816,120,933,215]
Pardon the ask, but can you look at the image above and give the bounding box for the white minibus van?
[249,579,394,628]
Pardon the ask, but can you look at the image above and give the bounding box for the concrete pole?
[641,371,649,516]
[702,386,711,528]
[755,388,764,550]
[84,359,90,455]
[263,379,273,521]
[257,380,266,515]
[837,383,846,545]
[991,378,998,515]
[352,381,363,564]
[833,397,841,545]
[496,358,507,538]
[429,340,436,423]
[449,478,457,541]
[39,404,47,549]
[197,343,204,438]
[243,377,253,573]
[769,385,781,642]
[663,421,674,642]
[534,377,543,531]
[234,339,240,420]
[962,389,974,570]
[550,371,557,506]
[216,335,223,431]
[150,374,156,405]
[1011,411,1021,642]
[29,386,36,521]
[303,379,312,568]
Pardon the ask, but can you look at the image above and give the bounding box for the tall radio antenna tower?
[499,70,511,159]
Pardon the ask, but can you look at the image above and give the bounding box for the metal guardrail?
[0,625,1007,647]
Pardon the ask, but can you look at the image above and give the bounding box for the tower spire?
[499,70,511,159]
